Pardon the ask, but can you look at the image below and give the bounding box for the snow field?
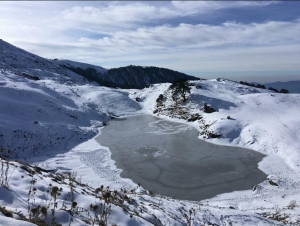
[0,38,300,224]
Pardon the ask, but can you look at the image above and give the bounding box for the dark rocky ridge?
[64,64,199,89]
[105,65,199,89]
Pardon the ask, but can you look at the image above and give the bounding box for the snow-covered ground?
[1,41,300,225]
[135,79,300,220]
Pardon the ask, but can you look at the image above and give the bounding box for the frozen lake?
[97,115,266,201]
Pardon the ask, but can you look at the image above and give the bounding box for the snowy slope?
[0,38,198,89]
[137,79,300,169]
[0,39,86,83]
[0,41,300,225]
[133,79,300,224]
[0,71,141,159]
[57,59,107,74]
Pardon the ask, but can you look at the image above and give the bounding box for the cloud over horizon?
[0,1,299,82]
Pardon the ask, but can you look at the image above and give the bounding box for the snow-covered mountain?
[1,40,300,225]
[0,39,87,83]
[264,80,300,93]
[0,39,198,89]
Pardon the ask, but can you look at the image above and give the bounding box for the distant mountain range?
[0,39,199,89]
[264,80,300,94]
[241,80,299,94]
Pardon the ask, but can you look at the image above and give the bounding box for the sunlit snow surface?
[0,39,300,225]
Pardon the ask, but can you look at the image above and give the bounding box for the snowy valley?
[0,40,300,226]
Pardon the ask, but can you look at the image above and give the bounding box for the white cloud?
[0,1,280,43]
[57,3,179,33]
[76,20,300,50]
[55,1,278,34]
[171,1,278,15]
[60,20,300,73]
[0,1,299,79]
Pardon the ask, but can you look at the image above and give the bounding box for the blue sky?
[1,1,300,83]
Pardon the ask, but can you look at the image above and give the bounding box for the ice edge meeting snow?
[0,39,300,225]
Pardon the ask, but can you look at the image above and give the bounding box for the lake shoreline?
[96,114,266,201]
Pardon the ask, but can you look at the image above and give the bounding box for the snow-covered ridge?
[0,40,300,225]
[56,59,107,74]
[0,39,86,83]
[0,39,199,89]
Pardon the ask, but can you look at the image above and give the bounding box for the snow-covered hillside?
[136,79,300,170]
[0,39,88,83]
[1,41,300,225]
[57,60,107,75]
[0,39,197,89]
